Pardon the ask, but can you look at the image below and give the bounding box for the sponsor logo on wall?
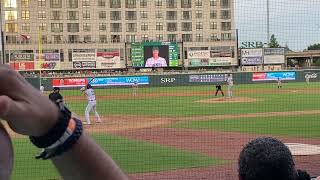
[189,74,228,83]
[73,61,96,69]
[252,72,296,81]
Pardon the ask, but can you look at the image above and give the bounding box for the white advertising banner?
[263,48,285,64]
[72,49,96,61]
[187,50,210,59]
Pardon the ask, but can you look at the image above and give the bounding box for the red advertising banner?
[252,72,267,81]
[10,62,35,71]
[52,78,88,87]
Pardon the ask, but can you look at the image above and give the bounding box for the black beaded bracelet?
[30,105,71,149]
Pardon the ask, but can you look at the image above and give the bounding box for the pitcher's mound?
[197,97,258,104]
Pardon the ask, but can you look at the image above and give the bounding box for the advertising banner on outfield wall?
[263,48,285,64]
[52,78,88,87]
[187,50,232,67]
[35,53,60,70]
[10,52,35,70]
[241,49,263,65]
[252,72,296,81]
[73,61,96,69]
[72,49,96,62]
[89,76,149,86]
[96,51,125,69]
[189,74,228,83]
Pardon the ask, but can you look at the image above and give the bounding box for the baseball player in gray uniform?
[227,74,234,98]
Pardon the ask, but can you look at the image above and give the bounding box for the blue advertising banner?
[89,76,149,86]
[266,72,296,80]
[189,74,228,83]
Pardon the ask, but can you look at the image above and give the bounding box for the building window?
[21,11,30,20]
[53,35,63,43]
[38,11,46,19]
[221,22,231,31]
[210,22,217,30]
[83,0,90,7]
[126,23,137,32]
[210,0,217,7]
[39,23,47,31]
[140,0,147,7]
[67,0,78,8]
[22,0,29,7]
[182,34,192,42]
[141,11,148,19]
[6,36,17,44]
[50,0,62,8]
[51,23,63,33]
[126,35,136,42]
[67,23,79,32]
[196,34,203,42]
[155,11,163,19]
[141,34,148,41]
[156,22,163,31]
[125,0,136,8]
[181,22,192,31]
[110,0,121,8]
[181,0,191,8]
[84,35,91,43]
[111,23,122,32]
[99,35,108,43]
[99,11,106,20]
[4,0,17,8]
[99,23,107,31]
[221,10,231,19]
[126,11,137,20]
[5,23,18,33]
[38,0,46,7]
[5,11,18,21]
[166,11,177,20]
[21,23,30,32]
[221,0,230,8]
[221,33,231,40]
[51,11,63,20]
[167,23,177,32]
[210,10,217,19]
[156,34,163,41]
[40,35,48,44]
[110,11,121,20]
[68,35,79,43]
[195,0,202,7]
[83,23,91,31]
[98,0,105,7]
[68,11,79,20]
[141,23,148,31]
[210,33,218,41]
[111,35,121,43]
[182,11,192,20]
[166,0,176,8]
[196,22,203,30]
[167,34,177,42]
[83,11,90,20]
[155,0,162,7]
[196,11,202,19]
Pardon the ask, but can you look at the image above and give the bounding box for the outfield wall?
[26,70,320,90]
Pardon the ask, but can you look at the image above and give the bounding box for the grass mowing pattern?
[172,114,320,138]
[11,135,225,180]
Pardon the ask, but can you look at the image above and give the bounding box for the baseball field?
[10,82,320,180]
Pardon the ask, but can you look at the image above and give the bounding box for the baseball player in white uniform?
[81,84,101,125]
[145,47,168,67]
[227,74,234,98]
[40,84,45,94]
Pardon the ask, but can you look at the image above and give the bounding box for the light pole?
[267,0,270,45]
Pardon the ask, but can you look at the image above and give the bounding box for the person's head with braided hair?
[238,137,297,180]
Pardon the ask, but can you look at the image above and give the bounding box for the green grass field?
[11,82,320,179]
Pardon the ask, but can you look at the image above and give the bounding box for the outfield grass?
[171,114,320,138]
[63,82,320,117]
[12,135,225,180]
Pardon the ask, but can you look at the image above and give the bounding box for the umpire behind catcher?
[49,87,64,107]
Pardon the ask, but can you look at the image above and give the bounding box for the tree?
[268,34,280,48]
[307,43,320,50]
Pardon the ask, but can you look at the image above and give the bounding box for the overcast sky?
[235,0,320,51]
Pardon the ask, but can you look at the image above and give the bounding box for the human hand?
[0,66,59,136]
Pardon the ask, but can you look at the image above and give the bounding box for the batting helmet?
[86,84,92,89]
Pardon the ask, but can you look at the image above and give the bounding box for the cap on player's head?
[152,47,159,52]
[86,84,92,89]
[53,87,60,92]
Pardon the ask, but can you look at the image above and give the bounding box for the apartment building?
[1,0,236,70]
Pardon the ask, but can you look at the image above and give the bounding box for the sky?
[235,0,320,51]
